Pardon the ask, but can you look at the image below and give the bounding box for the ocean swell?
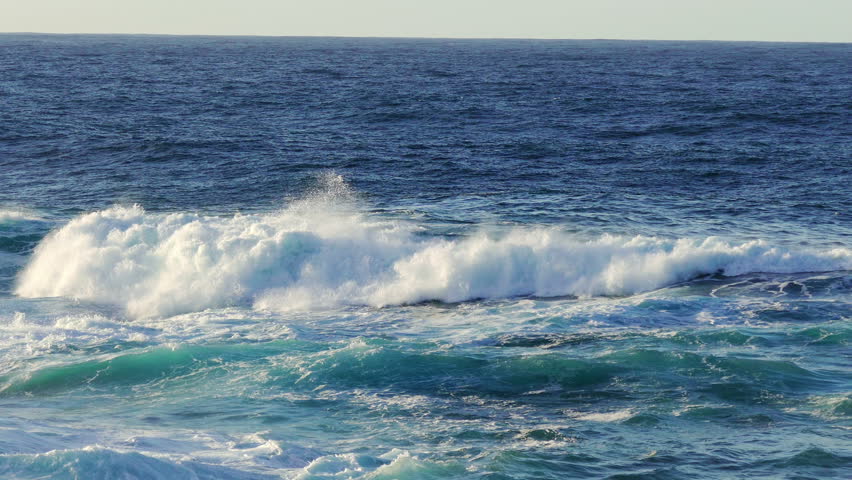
[14,203,852,318]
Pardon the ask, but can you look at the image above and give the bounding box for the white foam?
[0,207,45,223]
[571,409,635,422]
[14,182,852,318]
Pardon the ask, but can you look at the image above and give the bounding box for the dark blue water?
[0,34,850,479]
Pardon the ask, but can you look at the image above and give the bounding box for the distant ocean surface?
[0,34,850,479]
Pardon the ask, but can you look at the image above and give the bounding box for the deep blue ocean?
[0,34,850,479]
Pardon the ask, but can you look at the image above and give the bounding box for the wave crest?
[15,203,851,318]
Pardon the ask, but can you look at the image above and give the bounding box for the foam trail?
[15,193,852,318]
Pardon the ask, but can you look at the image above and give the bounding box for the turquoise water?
[0,35,850,479]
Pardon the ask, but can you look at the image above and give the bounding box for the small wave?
[0,342,287,395]
[0,446,278,479]
[14,182,852,318]
[0,208,44,224]
[768,446,852,469]
[571,409,635,423]
[261,340,828,400]
[14,334,824,401]
[0,208,52,260]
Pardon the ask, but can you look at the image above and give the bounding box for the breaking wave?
[14,180,852,318]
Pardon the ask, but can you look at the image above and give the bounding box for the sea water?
[0,35,850,479]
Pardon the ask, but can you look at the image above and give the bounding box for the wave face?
[15,199,851,318]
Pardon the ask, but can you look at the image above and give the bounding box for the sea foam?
[0,207,46,224]
[14,189,852,318]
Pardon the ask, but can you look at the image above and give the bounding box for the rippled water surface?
[0,35,850,479]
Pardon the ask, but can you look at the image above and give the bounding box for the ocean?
[0,34,850,479]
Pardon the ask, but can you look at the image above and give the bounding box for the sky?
[2,0,850,43]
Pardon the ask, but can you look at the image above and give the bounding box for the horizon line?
[1,31,850,45]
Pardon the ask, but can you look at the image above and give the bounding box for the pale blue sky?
[2,0,850,42]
